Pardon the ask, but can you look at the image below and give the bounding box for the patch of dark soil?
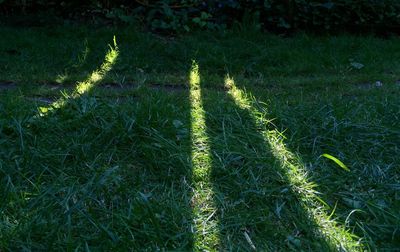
[0,81,16,90]
[25,96,56,104]
[0,80,231,93]
[101,83,139,90]
[38,81,74,90]
[99,95,139,103]
[355,81,389,89]
[149,83,188,92]
[355,82,374,89]
[3,49,21,56]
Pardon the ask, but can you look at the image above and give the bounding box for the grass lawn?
[0,25,399,251]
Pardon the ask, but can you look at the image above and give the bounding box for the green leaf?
[321,153,350,172]
[192,17,201,24]
[113,35,117,48]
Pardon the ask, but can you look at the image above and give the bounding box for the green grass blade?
[321,153,350,172]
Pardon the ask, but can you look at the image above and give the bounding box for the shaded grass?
[0,26,399,250]
[1,25,400,88]
[240,84,400,250]
[198,73,362,250]
[201,87,329,250]
[0,89,194,250]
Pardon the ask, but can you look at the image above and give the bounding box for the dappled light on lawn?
[225,75,363,250]
[189,61,220,249]
[38,36,119,116]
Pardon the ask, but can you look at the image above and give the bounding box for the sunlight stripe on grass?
[224,75,363,251]
[189,61,220,249]
[38,37,119,116]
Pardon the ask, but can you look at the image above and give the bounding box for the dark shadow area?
[234,82,400,250]
[199,74,339,250]
[0,45,194,250]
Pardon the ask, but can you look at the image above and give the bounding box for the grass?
[0,24,399,250]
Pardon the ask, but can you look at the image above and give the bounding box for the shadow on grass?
[195,66,361,250]
[5,41,393,249]
[0,40,194,250]
[236,82,400,250]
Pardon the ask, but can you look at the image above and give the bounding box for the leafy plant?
[321,153,350,172]
[1,0,400,33]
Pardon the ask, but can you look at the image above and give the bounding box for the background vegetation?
[1,0,400,34]
[0,0,399,250]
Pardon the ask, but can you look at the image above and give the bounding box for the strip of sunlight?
[38,36,119,116]
[225,76,362,250]
[189,61,220,249]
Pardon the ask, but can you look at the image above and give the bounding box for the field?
[0,25,399,250]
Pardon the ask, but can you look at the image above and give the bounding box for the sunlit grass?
[225,75,364,250]
[38,37,119,116]
[189,61,220,249]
